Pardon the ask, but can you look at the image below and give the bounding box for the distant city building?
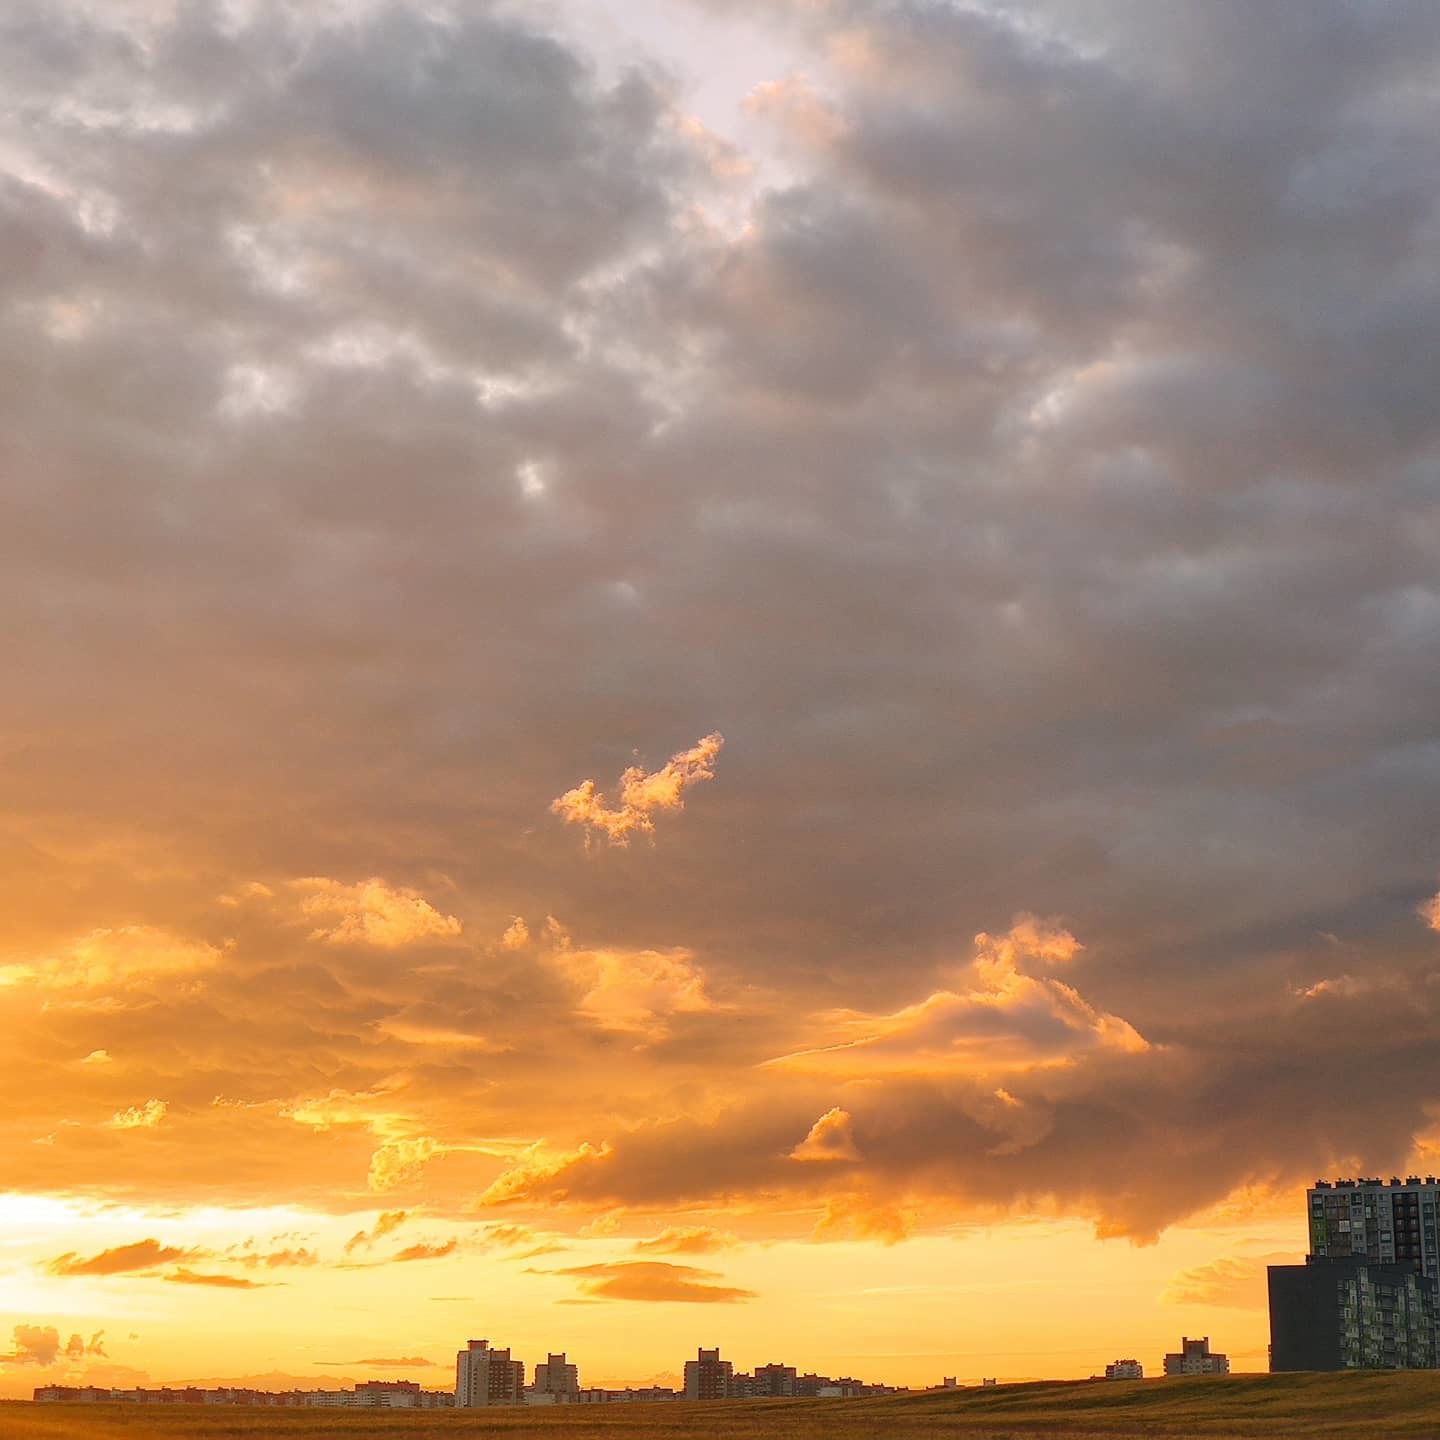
[1163,1337,1228,1376]
[684,1347,734,1400]
[1308,1177,1440,1283]
[455,1339,525,1407]
[574,1386,678,1404]
[35,1385,452,1408]
[940,1376,959,1389]
[1104,1360,1143,1380]
[533,1353,579,1397]
[731,1363,797,1398]
[1269,1258,1440,1371]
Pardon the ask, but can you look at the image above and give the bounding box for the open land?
[7,1374,1440,1440]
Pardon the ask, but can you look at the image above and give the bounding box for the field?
[7,1374,1440,1440]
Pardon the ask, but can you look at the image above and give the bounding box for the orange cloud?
[552,1261,754,1304]
[47,1240,195,1277]
[550,938,715,1037]
[1421,892,1440,932]
[344,1210,408,1254]
[631,1226,739,1256]
[769,917,1147,1077]
[235,1248,319,1270]
[813,1194,916,1246]
[390,1240,458,1263]
[368,1137,439,1193]
[790,1107,861,1163]
[289,877,462,947]
[318,1357,436,1368]
[109,1099,168,1130]
[5,926,220,990]
[164,1270,269,1289]
[478,1143,608,1208]
[550,733,724,846]
[1163,1253,1297,1309]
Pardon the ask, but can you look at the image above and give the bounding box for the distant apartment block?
[731,1363,797,1398]
[1270,1258,1440,1371]
[1162,1337,1228,1376]
[1104,1360,1143,1379]
[1308,1177,1440,1284]
[572,1386,678,1404]
[533,1353,580,1397]
[684,1347,734,1400]
[455,1339,525,1407]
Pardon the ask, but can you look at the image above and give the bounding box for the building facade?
[731,1363,796,1398]
[533,1353,580,1398]
[1162,1337,1228,1375]
[1104,1360,1143,1379]
[455,1339,525,1407]
[1308,1177,1440,1283]
[1270,1258,1440,1371]
[683,1348,734,1400]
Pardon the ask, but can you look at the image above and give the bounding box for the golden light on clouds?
[288,878,464,948]
[551,734,725,846]
[5,0,1440,1402]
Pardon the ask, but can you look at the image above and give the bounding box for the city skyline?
[4,0,1440,1403]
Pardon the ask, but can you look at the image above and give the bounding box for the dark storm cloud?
[1,0,1439,1239]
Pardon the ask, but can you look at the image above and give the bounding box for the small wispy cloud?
[551,733,724,846]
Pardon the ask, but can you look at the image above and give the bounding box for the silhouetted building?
[1309,1177,1440,1283]
[574,1386,678,1403]
[1269,1258,1439,1371]
[36,1385,453,1408]
[1163,1337,1228,1375]
[731,1363,796,1398]
[1104,1359,1143,1379]
[456,1339,525,1407]
[533,1353,579,1397]
[684,1348,733,1400]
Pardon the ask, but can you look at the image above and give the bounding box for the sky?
[2,0,1440,1398]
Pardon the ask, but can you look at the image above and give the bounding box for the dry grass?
[6,1373,1440,1440]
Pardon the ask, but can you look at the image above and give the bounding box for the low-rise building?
[575,1386,678,1403]
[34,1385,453,1408]
[1163,1337,1229,1376]
[1104,1360,1143,1380]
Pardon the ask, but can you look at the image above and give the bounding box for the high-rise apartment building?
[683,1348,733,1400]
[1308,1177,1440,1283]
[1270,1258,1439,1371]
[533,1353,579,1397]
[1162,1337,1228,1376]
[1267,1176,1440,1372]
[455,1340,525,1407]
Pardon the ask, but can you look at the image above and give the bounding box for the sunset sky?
[4,0,1440,1398]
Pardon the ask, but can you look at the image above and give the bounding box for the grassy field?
[7,1373,1440,1440]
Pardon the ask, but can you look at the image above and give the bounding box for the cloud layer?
[1,0,1439,1273]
